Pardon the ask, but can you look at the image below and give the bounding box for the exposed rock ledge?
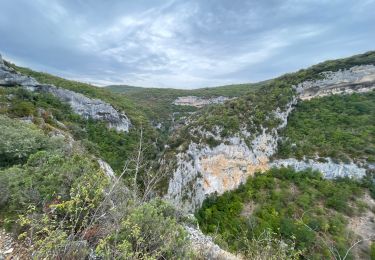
[173,96,232,108]
[185,226,241,260]
[0,54,131,132]
[270,158,367,179]
[297,65,375,100]
[166,64,374,213]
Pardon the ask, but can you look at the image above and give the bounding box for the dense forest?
[197,168,375,259]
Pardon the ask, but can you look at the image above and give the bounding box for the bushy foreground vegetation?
[0,112,193,259]
[277,91,375,163]
[197,168,375,259]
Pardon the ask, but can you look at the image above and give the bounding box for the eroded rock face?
[166,64,375,213]
[0,55,131,132]
[166,100,296,212]
[173,96,232,108]
[30,84,131,132]
[270,158,367,179]
[297,65,375,100]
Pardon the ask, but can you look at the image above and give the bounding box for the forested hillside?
[0,51,374,259]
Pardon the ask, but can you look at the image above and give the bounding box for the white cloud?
[1,0,374,88]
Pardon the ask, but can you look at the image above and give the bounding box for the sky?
[1,0,375,88]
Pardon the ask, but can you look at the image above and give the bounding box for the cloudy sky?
[1,0,375,88]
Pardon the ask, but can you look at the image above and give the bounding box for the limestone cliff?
[165,64,375,212]
[270,158,368,179]
[0,54,131,132]
[166,99,296,212]
[296,64,375,100]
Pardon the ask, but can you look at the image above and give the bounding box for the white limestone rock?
[270,158,367,179]
[0,55,131,132]
[30,84,131,132]
[0,54,38,86]
[296,65,375,100]
[185,225,242,260]
[173,96,233,108]
[98,159,116,180]
[166,99,297,212]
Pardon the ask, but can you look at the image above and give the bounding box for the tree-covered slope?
[276,92,375,164]
[197,167,375,259]
[2,62,163,172]
[105,82,267,129]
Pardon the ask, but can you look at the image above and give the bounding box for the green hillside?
[276,92,375,163]
[197,167,374,259]
[165,51,375,156]
[1,51,375,259]
[3,63,162,172]
[106,82,267,126]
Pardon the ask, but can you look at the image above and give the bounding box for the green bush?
[0,115,48,167]
[96,200,192,259]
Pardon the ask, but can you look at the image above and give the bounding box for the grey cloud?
[0,0,374,88]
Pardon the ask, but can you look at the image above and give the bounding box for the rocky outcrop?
[297,65,375,100]
[185,226,242,259]
[173,96,232,108]
[0,54,38,86]
[0,54,131,132]
[30,84,131,132]
[270,158,367,179]
[166,64,375,213]
[166,99,296,212]
[98,159,116,180]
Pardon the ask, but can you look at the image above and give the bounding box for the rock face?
[185,225,242,260]
[0,55,38,86]
[166,99,296,212]
[30,84,131,132]
[297,65,375,100]
[0,54,131,132]
[270,158,367,179]
[173,96,232,108]
[98,159,116,180]
[0,229,29,259]
[166,64,375,213]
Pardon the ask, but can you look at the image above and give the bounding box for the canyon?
[166,65,375,212]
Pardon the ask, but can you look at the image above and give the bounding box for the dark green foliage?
[0,86,156,173]
[0,151,100,220]
[277,92,375,163]
[96,199,192,259]
[0,115,49,167]
[197,167,367,259]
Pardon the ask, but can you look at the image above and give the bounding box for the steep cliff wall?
[166,64,375,212]
[0,55,131,132]
[166,99,296,212]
